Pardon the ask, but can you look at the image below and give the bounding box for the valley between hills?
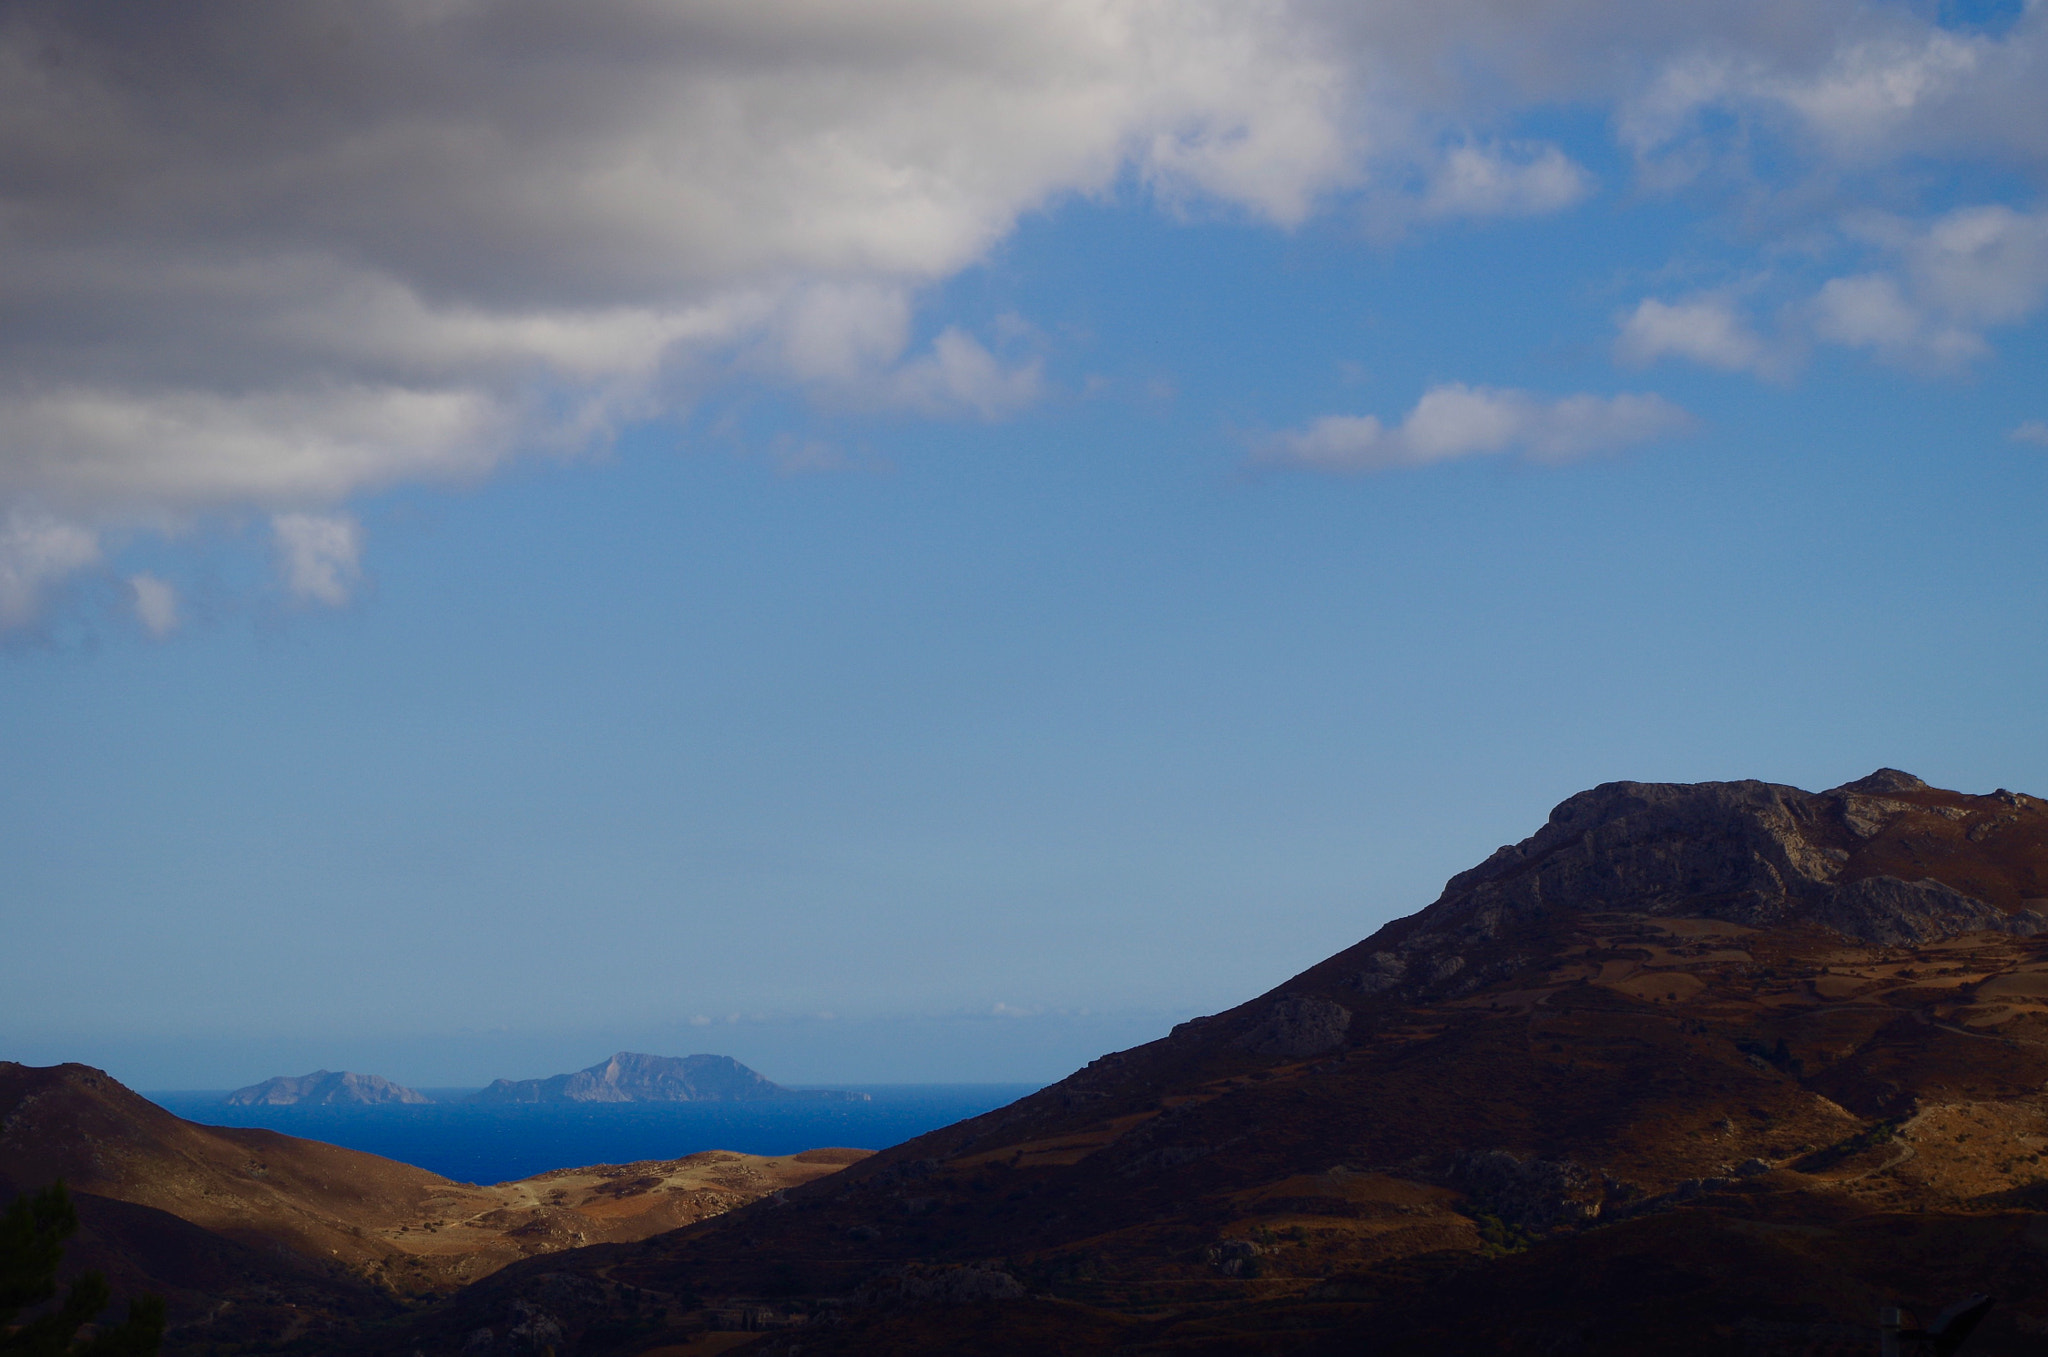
[12,768,2048,1354]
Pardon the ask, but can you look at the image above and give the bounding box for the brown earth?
[355,770,2048,1356]
[0,1062,867,1349]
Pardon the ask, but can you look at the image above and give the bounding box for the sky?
[3,0,2046,1089]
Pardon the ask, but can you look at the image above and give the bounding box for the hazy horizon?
[46,1010,1186,1093]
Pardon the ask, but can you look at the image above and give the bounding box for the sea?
[145,1085,1039,1186]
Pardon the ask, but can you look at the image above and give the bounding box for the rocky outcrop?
[225,1070,431,1105]
[1349,770,2044,1000]
[470,1052,869,1104]
[1229,996,1352,1057]
[1452,1151,1608,1233]
[1423,778,1844,932]
[1811,876,2034,946]
[853,1264,1027,1306]
[1205,1239,1264,1276]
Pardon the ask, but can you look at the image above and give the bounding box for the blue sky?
[2,0,2045,1087]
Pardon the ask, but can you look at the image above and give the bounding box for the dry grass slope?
[0,1063,868,1350]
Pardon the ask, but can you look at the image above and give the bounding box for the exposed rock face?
[1350,951,1406,994]
[225,1070,432,1106]
[1229,995,1352,1057]
[853,1264,1027,1306]
[1453,1150,1607,1232]
[469,1052,868,1104]
[1357,770,2048,1002]
[1811,875,2019,946]
[1429,778,1845,931]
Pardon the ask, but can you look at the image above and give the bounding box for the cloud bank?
[0,0,1378,523]
[1,0,2043,623]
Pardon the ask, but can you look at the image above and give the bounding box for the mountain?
[469,1051,870,1103]
[370,770,2048,1356]
[225,1069,432,1105]
[0,1061,869,1351]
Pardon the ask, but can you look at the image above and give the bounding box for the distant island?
[225,1069,432,1106]
[468,1051,869,1103]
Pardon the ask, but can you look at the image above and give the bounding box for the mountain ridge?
[1290,768,2048,1016]
[358,768,2048,1356]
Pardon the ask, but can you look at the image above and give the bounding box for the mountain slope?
[0,1061,456,1269]
[0,1063,868,1349]
[375,770,2048,1356]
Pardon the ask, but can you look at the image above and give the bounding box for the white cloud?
[1417,142,1593,219]
[128,574,179,637]
[1258,384,1692,474]
[0,384,511,512]
[2014,421,2048,448]
[1808,204,2048,369]
[1810,274,1919,349]
[1615,21,2043,184]
[1905,204,2048,327]
[1628,203,2048,379]
[272,513,363,607]
[888,329,1043,419]
[1809,273,1982,366]
[776,284,915,386]
[0,513,99,628]
[1774,31,1987,153]
[768,289,1040,417]
[1615,296,1778,376]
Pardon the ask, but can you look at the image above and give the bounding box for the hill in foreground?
[225,1069,433,1105]
[0,1061,868,1350]
[371,770,2048,1355]
[470,1052,870,1103]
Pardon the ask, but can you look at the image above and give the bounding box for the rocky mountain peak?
[1836,767,1931,795]
[1324,771,2048,1008]
[1439,776,1843,925]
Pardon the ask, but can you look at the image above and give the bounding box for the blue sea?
[145,1085,1037,1186]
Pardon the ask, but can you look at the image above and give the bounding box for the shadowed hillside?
[359,770,2048,1355]
[0,1064,867,1351]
